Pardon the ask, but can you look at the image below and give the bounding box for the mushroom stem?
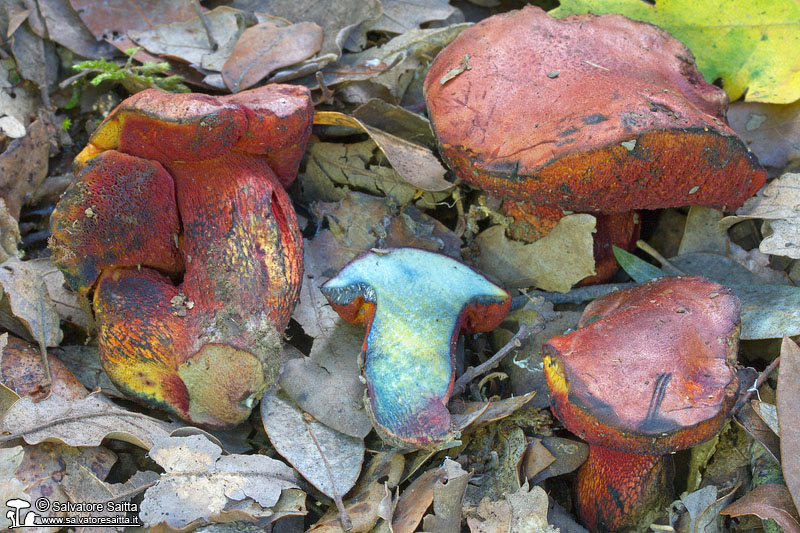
[576,445,672,532]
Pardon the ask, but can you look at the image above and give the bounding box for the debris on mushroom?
[424,6,766,283]
[542,276,740,531]
[49,85,313,428]
[320,247,511,449]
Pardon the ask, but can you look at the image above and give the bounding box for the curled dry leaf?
[1,392,179,449]
[468,482,558,533]
[721,173,800,259]
[722,483,800,533]
[0,257,63,347]
[261,390,365,499]
[392,465,447,533]
[140,434,302,530]
[472,215,596,292]
[222,21,322,92]
[779,336,800,512]
[314,110,451,193]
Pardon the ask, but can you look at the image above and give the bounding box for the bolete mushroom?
[320,247,511,449]
[424,6,765,282]
[542,276,740,532]
[49,85,312,428]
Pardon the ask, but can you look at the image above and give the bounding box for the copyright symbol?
[34,497,50,512]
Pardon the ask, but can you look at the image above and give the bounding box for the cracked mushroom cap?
[543,276,740,455]
[424,6,766,213]
[320,248,511,448]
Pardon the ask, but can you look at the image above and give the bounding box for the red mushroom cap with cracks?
[543,276,740,531]
[49,85,312,428]
[320,248,511,449]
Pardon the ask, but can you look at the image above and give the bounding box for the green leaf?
[550,0,800,103]
[612,246,665,283]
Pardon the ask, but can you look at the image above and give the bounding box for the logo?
[5,498,142,528]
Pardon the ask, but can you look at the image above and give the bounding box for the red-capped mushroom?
[49,85,312,428]
[424,6,765,283]
[320,247,511,449]
[543,276,740,531]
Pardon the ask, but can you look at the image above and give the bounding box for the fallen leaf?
[392,465,447,533]
[455,391,538,432]
[527,436,589,485]
[309,452,405,533]
[222,21,322,92]
[314,111,452,193]
[467,482,558,533]
[679,206,728,255]
[473,215,597,292]
[25,258,89,329]
[0,199,21,262]
[10,22,58,90]
[735,401,781,462]
[6,442,117,531]
[721,172,800,259]
[520,439,556,482]
[0,446,29,531]
[0,63,42,135]
[1,392,179,449]
[722,483,800,533]
[37,0,117,59]
[0,335,87,401]
[363,0,455,34]
[551,0,800,103]
[728,100,800,168]
[672,483,739,533]
[752,400,780,435]
[779,336,800,512]
[0,256,63,347]
[0,119,51,220]
[128,7,247,72]
[233,0,381,64]
[261,390,365,499]
[423,459,471,533]
[68,0,197,40]
[140,434,302,530]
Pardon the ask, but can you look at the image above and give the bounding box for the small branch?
[302,413,352,531]
[732,356,781,416]
[636,240,685,276]
[314,71,334,106]
[452,320,544,397]
[517,282,636,305]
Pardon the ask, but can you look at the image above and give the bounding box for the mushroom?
[320,247,511,449]
[542,276,740,531]
[424,6,765,282]
[49,85,313,428]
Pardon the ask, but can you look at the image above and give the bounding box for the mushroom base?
[576,445,672,532]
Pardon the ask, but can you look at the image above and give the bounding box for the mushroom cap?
[424,6,765,213]
[320,247,511,447]
[543,276,740,455]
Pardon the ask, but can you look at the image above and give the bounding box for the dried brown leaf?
[222,21,322,92]
[1,392,178,449]
[261,390,364,499]
[473,216,596,292]
[68,0,196,40]
[528,436,589,485]
[728,100,800,168]
[0,257,63,347]
[0,199,21,262]
[780,336,800,512]
[392,465,446,533]
[422,459,470,533]
[364,0,455,34]
[140,434,301,530]
[467,482,557,533]
[0,119,51,220]
[0,336,87,401]
[37,0,117,59]
[10,22,58,89]
[722,483,800,533]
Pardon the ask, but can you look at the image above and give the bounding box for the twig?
[193,0,218,52]
[636,240,685,276]
[314,71,334,105]
[302,413,352,531]
[452,320,543,397]
[732,356,781,416]
[517,282,636,305]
